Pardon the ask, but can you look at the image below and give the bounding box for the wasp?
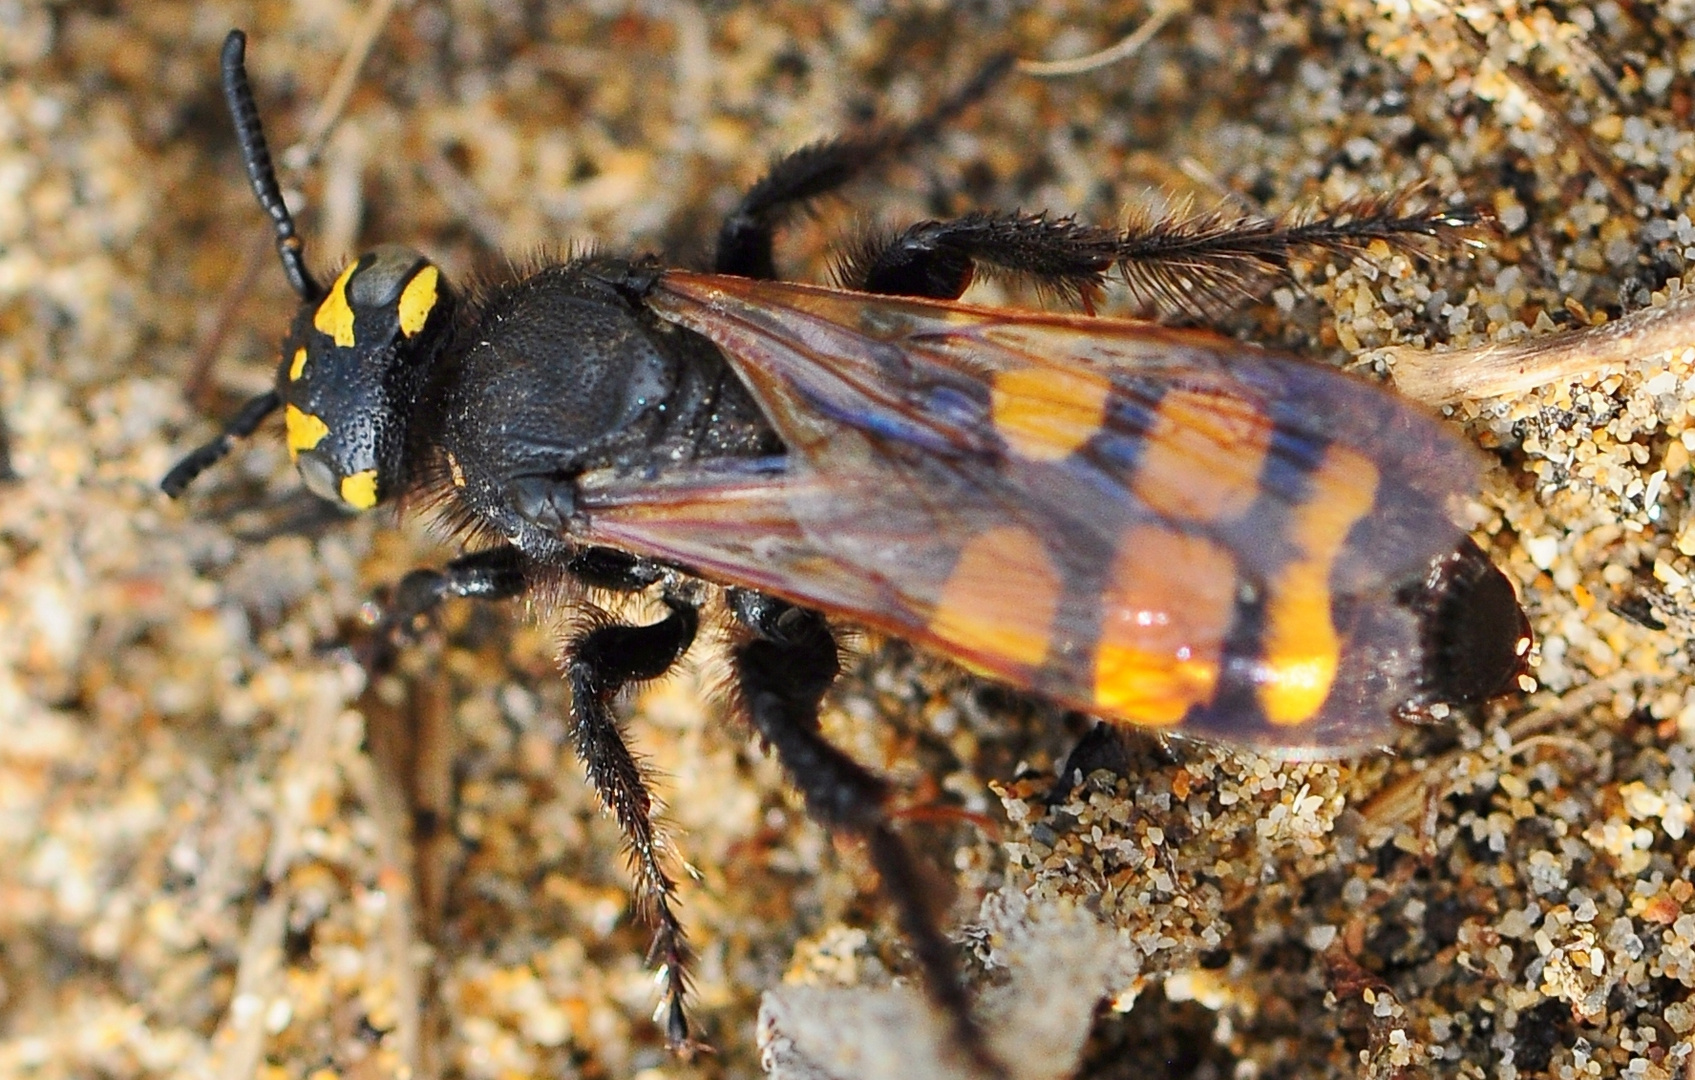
[165,30,1532,1068]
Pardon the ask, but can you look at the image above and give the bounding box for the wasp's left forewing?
[579,272,1484,753]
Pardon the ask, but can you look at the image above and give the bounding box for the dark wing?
[574,271,1482,753]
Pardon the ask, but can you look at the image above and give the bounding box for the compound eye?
[350,244,428,305]
[309,245,441,352]
[296,453,343,504]
[350,244,440,341]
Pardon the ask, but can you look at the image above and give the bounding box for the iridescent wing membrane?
[576,271,1482,753]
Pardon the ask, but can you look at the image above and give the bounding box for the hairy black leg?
[844,211,1136,302]
[358,536,701,1045]
[565,545,669,592]
[375,544,528,632]
[838,196,1482,313]
[349,544,528,670]
[365,545,667,671]
[727,589,999,1075]
[378,544,666,632]
[713,54,1014,280]
[565,596,701,1050]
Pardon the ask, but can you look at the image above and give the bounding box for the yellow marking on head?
[397,264,440,337]
[1093,525,1233,725]
[1258,446,1380,725]
[339,469,379,509]
[928,525,1059,669]
[990,366,1112,462]
[1133,389,1272,524]
[313,263,359,347]
[284,404,329,461]
[446,450,467,488]
[288,347,308,381]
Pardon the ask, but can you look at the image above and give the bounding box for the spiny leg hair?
[835,193,1482,310]
[565,594,702,1050]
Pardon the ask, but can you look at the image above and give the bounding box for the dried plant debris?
[762,897,1135,1080]
[6,2,1695,1079]
[1390,286,1695,408]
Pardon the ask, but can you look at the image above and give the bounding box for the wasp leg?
[713,55,1013,280]
[378,545,665,635]
[841,197,1482,313]
[564,595,702,1050]
[364,545,667,673]
[349,545,528,670]
[361,540,702,1044]
[726,588,999,1076]
[841,211,1120,301]
[381,546,529,632]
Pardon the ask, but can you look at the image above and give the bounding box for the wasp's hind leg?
[839,211,1124,302]
[841,198,1481,312]
[726,589,999,1075]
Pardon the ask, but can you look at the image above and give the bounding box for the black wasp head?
[160,32,454,506]
[278,244,450,509]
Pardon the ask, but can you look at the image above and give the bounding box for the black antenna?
[162,29,308,497]
[160,388,282,497]
[221,29,321,302]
